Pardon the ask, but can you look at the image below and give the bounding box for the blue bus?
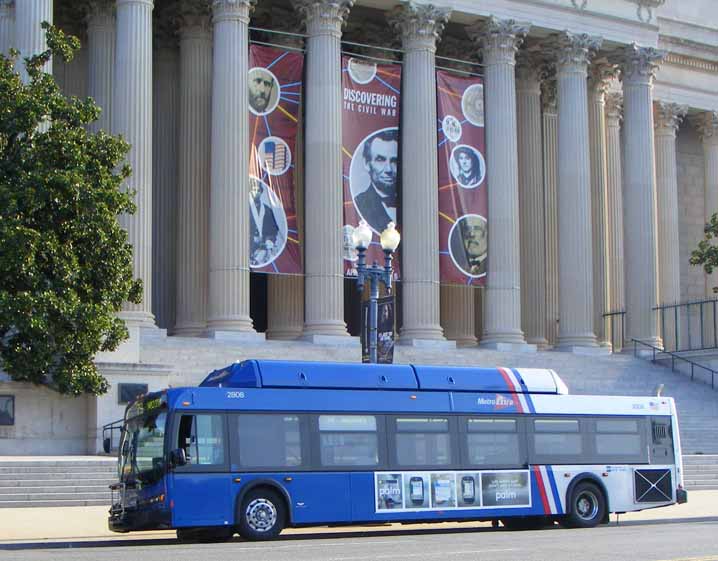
[108,360,686,541]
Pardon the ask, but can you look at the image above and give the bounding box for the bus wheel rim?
[246,498,277,532]
[575,490,599,521]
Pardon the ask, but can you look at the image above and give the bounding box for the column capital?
[291,0,354,38]
[388,1,450,52]
[540,72,557,112]
[516,51,543,94]
[605,92,624,122]
[0,0,14,16]
[86,0,115,29]
[617,43,664,85]
[693,111,718,146]
[468,16,530,66]
[252,4,305,48]
[211,0,255,24]
[588,60,619,96]
[550,31,602,72]
[177,0,212,37]
[653,101,687,135]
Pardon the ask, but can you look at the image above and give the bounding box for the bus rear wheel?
[238,488,286,541]
[563,482,606,529]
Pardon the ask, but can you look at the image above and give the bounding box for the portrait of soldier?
[450,214,488,277]
[353,128,399,234]
[248,67,279,115]
[249,178,282,267]
[450,145,484,189]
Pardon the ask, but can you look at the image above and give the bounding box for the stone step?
[0,485,111,495]
[684,483,718,491]
[0,471,117,481]
[0,466,116,475]
[0,499,111,508]
[0,491,111,502]
[0,460,116,468]
[0,478,114,488]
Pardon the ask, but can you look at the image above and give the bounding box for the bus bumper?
[108,505,171,533]
[676,488,688,504]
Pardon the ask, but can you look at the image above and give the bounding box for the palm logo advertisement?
[341,56,402,278]
[437,71,488,284]
[248,45,303,274]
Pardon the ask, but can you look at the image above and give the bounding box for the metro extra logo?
[476,394,515,410]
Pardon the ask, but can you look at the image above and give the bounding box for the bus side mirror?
[170,448,187,467]
[103,437,111,454]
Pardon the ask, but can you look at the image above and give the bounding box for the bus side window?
[177,414,226,466]
[465,417,521,467]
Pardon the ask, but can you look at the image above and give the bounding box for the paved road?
[2,519,717,561]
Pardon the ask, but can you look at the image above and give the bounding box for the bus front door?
[170,413,233,528]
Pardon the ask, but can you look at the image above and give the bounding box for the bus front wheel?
[238,488,286,541]
[563,482,606,529]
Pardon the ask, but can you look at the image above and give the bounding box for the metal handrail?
[632,338,717,390]
[602,310,626,351]
[102,418,124,454]
[653,298,718,353]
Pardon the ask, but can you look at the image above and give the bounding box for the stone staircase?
[0,458,116,508]
[140,335,718,454]
[683,455,718,490]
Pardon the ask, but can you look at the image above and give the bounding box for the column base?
[118,310,157,329]
[554,345,611,356]
[480,329,527,347]
[301,334,360,347]
[453,337,479,348]
[526,337,550,350]
[302,321,349,339]
[173,326,208,338]
[480,342,537,353]
[399,326,446,343]
[207,330,266,343]
[207,316,255,333]
[266,329,303,341]
[398,338,456,349]
[556,333,598,349]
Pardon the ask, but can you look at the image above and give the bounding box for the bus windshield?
[119,409,167,485]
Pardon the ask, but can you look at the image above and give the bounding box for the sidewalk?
[0,491,716,547]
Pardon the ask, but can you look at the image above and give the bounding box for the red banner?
[437,70,488,285]
[248,45,303,274]
[341,56,401,278]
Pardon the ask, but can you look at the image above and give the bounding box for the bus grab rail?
[632,338,717,390]
[102,418,124,454]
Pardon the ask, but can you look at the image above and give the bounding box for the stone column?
[151,24,179,333]
[86,0,115,133]
[114,0,155,327]
[605,93,626,350]
[175,8,212,336]
[0,1,14,56]
[15,0,51,81]
[292,0,353,341]
[468,17,530,350]
[620,44,663,346]
[554,32,601,349]
[654,101,687,350]
[440,286,477,346]
[207,0,257,336]
[542,78,559,347]
[390,1,450,345]
[588,63,616,347]
[263,18,305,341]
[516,56,548,349]
[695,112,718,297]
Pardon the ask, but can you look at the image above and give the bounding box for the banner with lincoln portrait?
[341,56,401,278]
[248,45,303,274]
[437,70,488,285]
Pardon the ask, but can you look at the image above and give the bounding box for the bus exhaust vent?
[634,469,672,503]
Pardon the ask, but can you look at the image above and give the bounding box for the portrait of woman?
[449,145,485,189]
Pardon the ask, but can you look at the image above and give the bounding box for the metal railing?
[603,310,626,352]
[102,418,124,454]
[654,298,718,353]
[632,339,717,390]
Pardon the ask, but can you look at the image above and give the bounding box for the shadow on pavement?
[3,517,717,551]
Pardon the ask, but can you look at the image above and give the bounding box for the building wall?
[677,122,706,304]
[0,382,89,455]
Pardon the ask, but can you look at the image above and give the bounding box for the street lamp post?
[352,221,401,364]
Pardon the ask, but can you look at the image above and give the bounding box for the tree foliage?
[690,213,718,293]
[0,24,142,396]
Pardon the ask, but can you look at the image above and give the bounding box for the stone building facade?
[0,0,717,453]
